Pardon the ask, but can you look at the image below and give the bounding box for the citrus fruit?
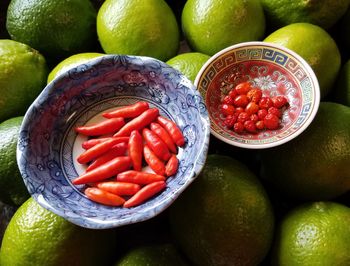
[181,0,266,56]
[47,52,104,83]
[261,0,350,30]
[0,116,29,206]
[332,59,350,106]
[0,197,117,266]
[169,154,274,266]
[0,39,48,122]
[166,52,210,83]
[114,243,188,266]
[260,102,350,201]
[271,202,350,266]
[264,23,341,98]
[97,0,180,62]
[6,0,97,58]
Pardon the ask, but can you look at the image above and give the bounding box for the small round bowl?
[17,55,210,229]
[195,41,320,149]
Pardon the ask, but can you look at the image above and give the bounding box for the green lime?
[260,102,350,200]
[114,243,188,266]
[264,23,341,98]
[271,202,350,266]
[0,198,117,266]
[181,0,265,55]
[0,116,29,206]
[0,39,48,122]
[47,52,104,83]
[169,154,274,266]
[6,0,97,58]
[261,0,350,30]
[166,52,210,83]
[97,0,180,62]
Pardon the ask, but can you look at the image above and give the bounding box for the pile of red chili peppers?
[72,101,185,208]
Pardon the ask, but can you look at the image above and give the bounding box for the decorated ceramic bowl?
[17,55,210,229]
[195,41,320,149]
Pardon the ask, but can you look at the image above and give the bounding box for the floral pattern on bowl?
[17,55,210,229]
[195,41,320,149]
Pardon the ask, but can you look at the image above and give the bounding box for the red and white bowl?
[195,41,320,149]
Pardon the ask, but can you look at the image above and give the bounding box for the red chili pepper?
[72,156,131,185]
[165,154,179,177]
[143,144,165,176]
[114,108,159,137]
[103,101,149,119]
[142,128,171,161]
[82,136,129,150]
[85,187,125,206]
[77,137,128,164]
[116,170,165,185]
[86,142,127,172]
[156,116,185,147]
[96,181,141,196]
[82,137,111,149]
[123,181,166,208]
[150,122,177,154]
[128,130,143,171]
[75,117,125,136]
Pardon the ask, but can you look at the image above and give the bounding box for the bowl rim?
[194,41,320,149]
[17,54,211,229]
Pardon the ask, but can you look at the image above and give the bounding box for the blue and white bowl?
[17,55,210,229]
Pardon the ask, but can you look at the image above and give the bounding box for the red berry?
[233,122,244,133]
[263,113,280,130]
[247,88,263,103]
[259,97,273,109]
[224,114,237,128]
[256,120,265,130]
[223,95,235,105]
[228,89,237,99]
[257,109,268,120]
[221,104,235,116]
[250,114,259,123]
[245,102,259,115]
[272,95,289,108]
[235,107,244,114]
[234,95,249,107]
[268,106,282,118]
[234,82,251,95]
[237,112,249,123]
[244,120,256,133]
